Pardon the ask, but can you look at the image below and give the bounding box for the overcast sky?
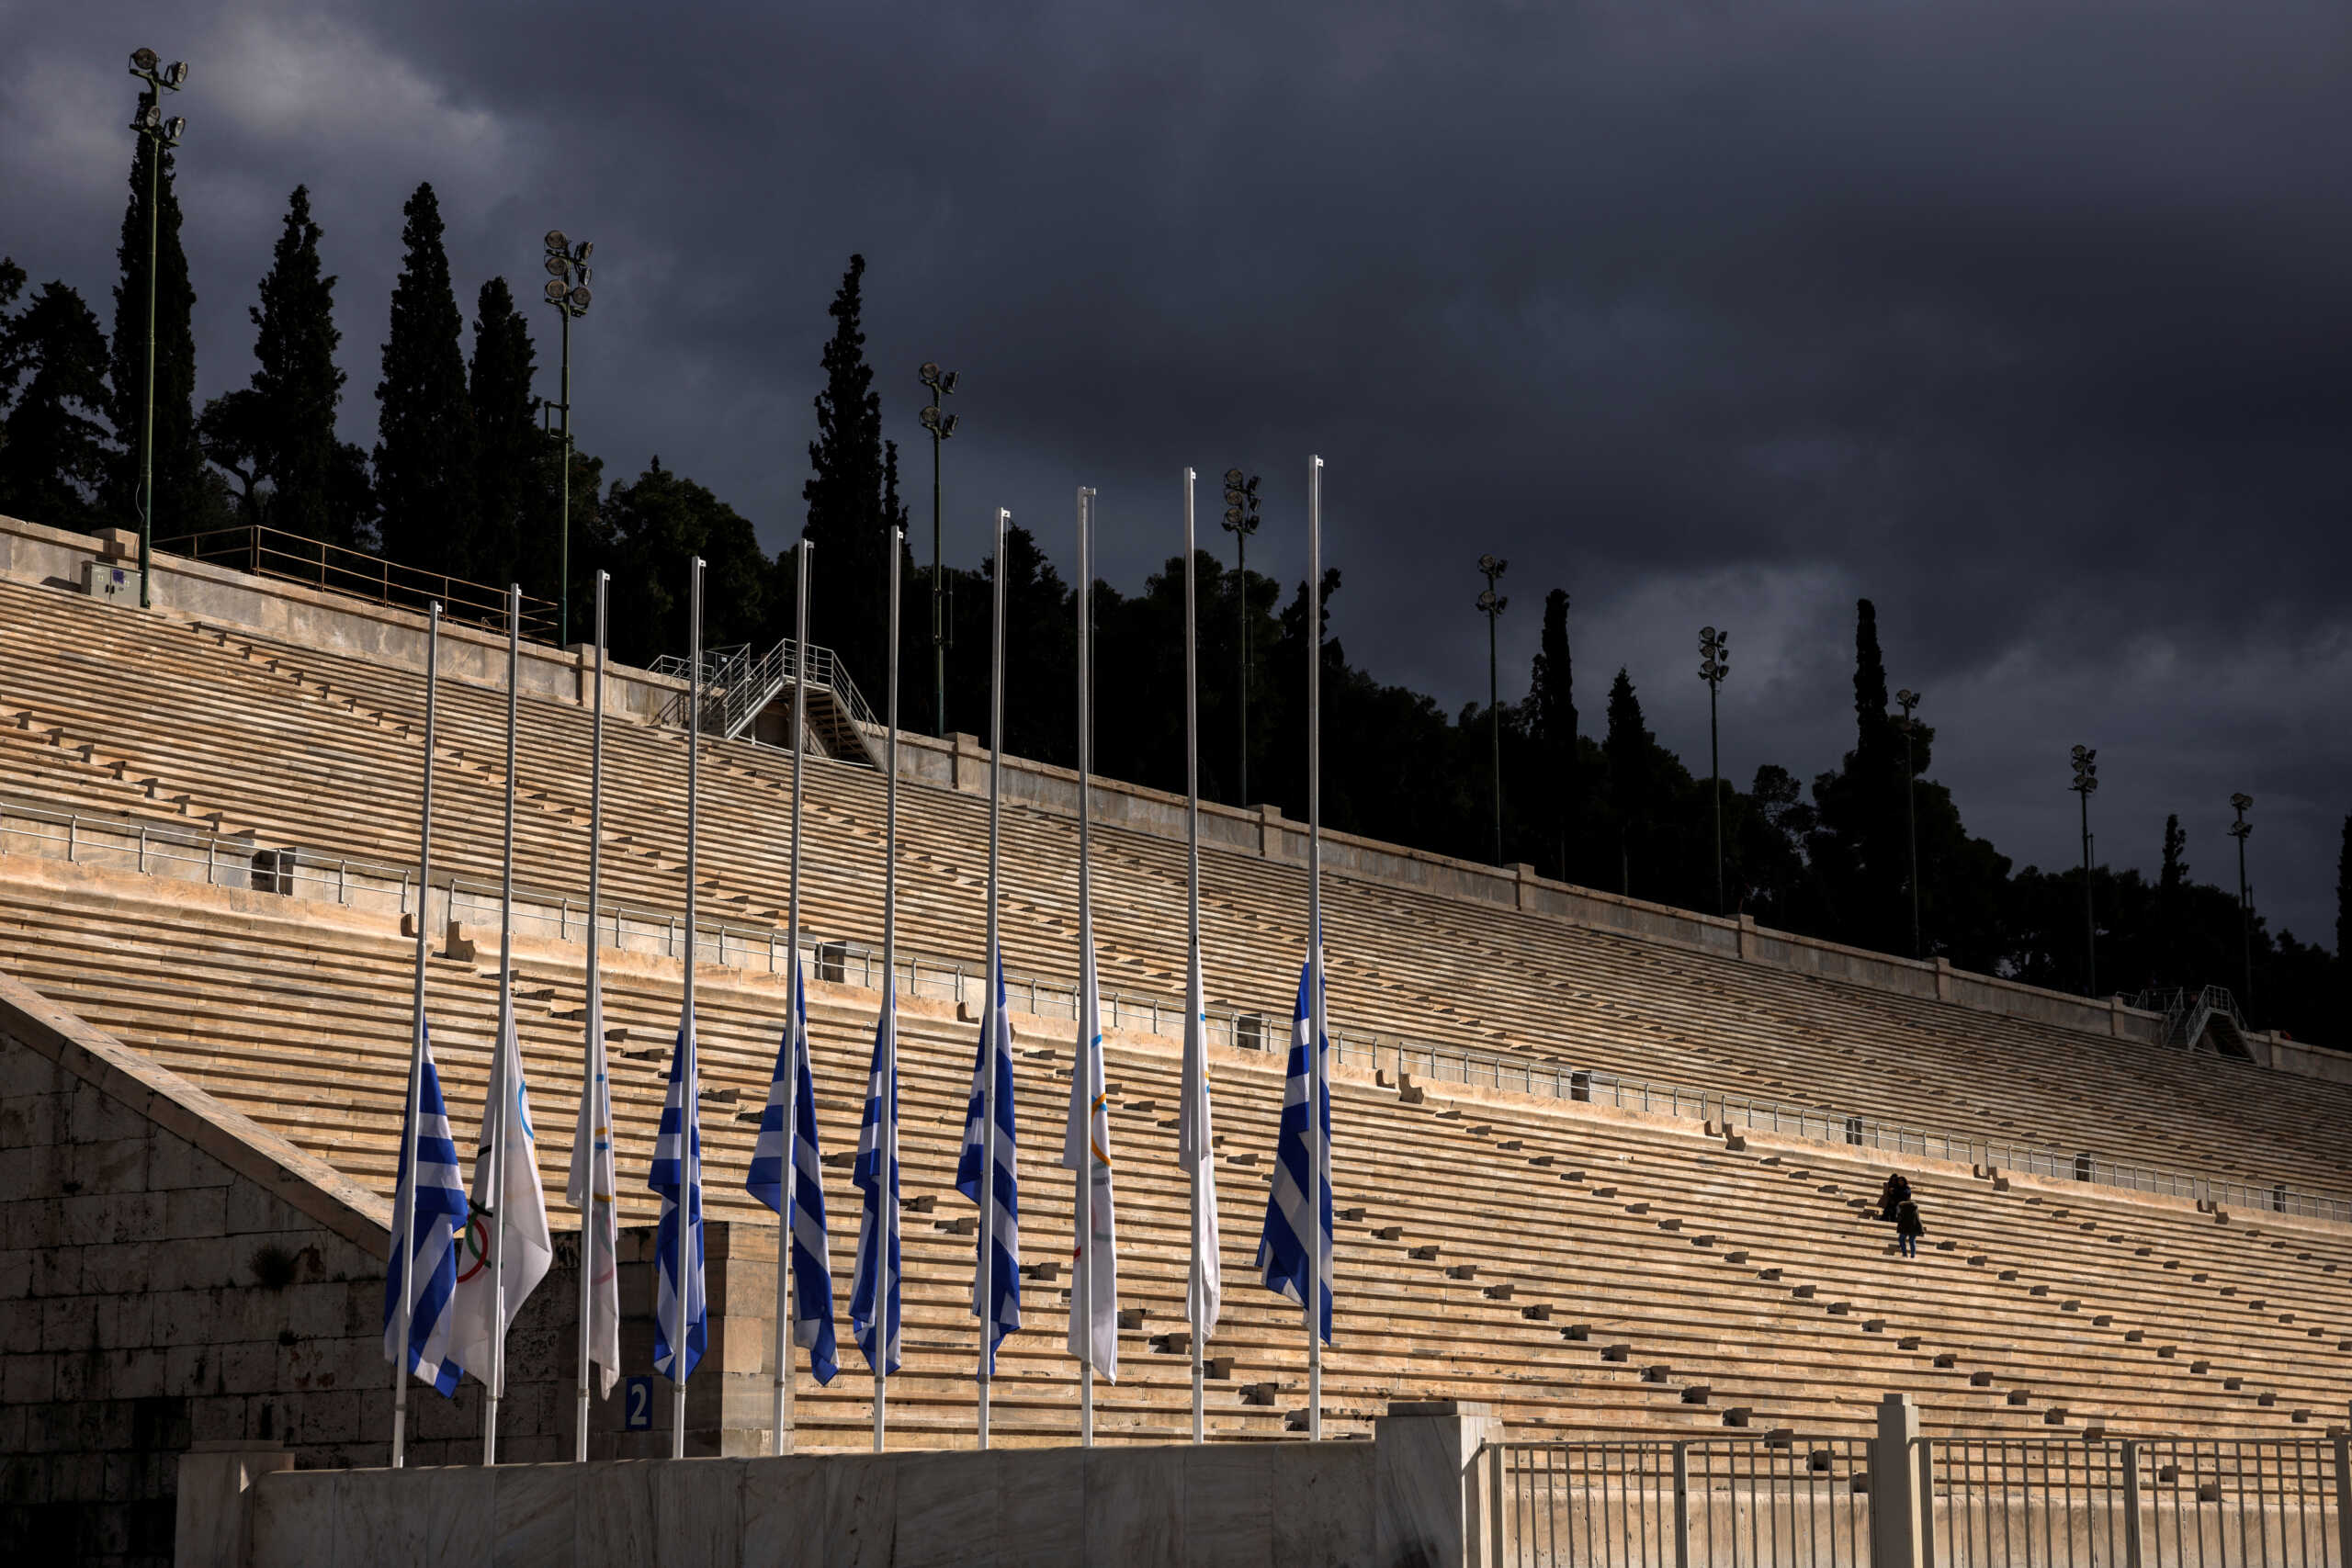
[5,0,2348,951]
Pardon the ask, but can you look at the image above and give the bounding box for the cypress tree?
[0,276,115,529]
[468,277,538,588]
[374,183,475,575]
[233,187,369,546]
[1530,587,1578,879]
[1853,597,1891,757]
[802,254,891,693]
[2336,815,2350,962]
[107,106,211,538]
[1604,667,1648,895]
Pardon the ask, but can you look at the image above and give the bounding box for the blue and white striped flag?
[648,1011,707,1383]
[955,952,1021,1371]
[848,993,902,1376]
[1256,957,1332,1343]
[383,1028,469,1395]
[745,958,838,1384]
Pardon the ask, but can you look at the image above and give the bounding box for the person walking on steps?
[1896,1196,1924,1258]
[1879,1172,1911,1224]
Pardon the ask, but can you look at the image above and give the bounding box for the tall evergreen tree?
[1529,587,1578,879]
[469,277,538,588]
[1604,667,1649,895]
[802,254,893,693]
[107,107,213,538]
[0,276,115,529]
[201,186,373,547]
[2336,814,2350,962]
[374,183,475,574]
[601,457,772,667]
[2159,812,2189,982]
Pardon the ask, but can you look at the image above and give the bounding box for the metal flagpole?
[878,527,904,1452]
[484,584,521,1465]
[773,539,811,1456]
[1306,457,1324,1442]
[575,572,608,1461]
[676,557,703,1460]
[390,603,443,1469]
[981,506,1009,1448]
[1077,485,1097,1449]
[1183,468,1206,1444]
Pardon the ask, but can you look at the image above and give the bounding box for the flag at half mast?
[449,993,553,1389]
[1063,935,1118,1381]
[1257,955,1333,1343]
[746,956,838,1383]
[383,1028,469,1395]
[956,952,1022,1369]
[649,1010,707,1382]
[849,994,902,1376]
[1179,942,1222,1336]
[564,973,621,1397]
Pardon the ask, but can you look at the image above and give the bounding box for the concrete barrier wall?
[243,1442,1379,1568]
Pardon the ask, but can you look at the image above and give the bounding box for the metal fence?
[1490,1438,1873,1567]
[5,785,2347,1224]
[155,525,553,637]
[1925,1437,2346,1568]
[1488,1435,2351,1568]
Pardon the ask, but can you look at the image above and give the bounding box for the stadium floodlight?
[1219,469,1262,802]
[2070,743,2099,998]
[1699,626,1732,915]
[127,43,188,613]
[540,229,596,647]
[575,241,593,261]
[1895,688,1922,955]
[917,361,961,737]
[1477,556,1510,865]
[2230,793,2255,1014]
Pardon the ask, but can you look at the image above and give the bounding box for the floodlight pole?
[1477,557,1507,865]
[540,231,593,647]
[2231,795,2254,1013]
[920,364,958,738]
[1701,627,1730,917]
[126,52,187,611]
[2071,745,2098,998]
[1221,472,1260,804]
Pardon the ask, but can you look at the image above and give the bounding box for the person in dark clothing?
[1879,1173,1911,1224]
[1895,1198,1924,1258]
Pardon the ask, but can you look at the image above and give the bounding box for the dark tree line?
[3,168,2342,1049]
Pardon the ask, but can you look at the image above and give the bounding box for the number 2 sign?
[624,1377,651,1430]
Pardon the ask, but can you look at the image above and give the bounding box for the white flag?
[1179,941,1222,1336]
[1062,934,1118,1382]
[564,974,620,1397]
[450,992,554,1393]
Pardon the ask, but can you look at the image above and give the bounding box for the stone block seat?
[5,853,2350,1450]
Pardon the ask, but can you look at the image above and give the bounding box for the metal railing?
[1489,1437,1872,1567]
[5,786,2347,1224]
[1489,1433,2350,1568]
[154,525,554,638]
[1925,1436,2346,1568]
[650,635,877,739]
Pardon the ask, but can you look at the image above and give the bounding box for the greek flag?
[450,992,553,1393]
[564,974,621,1398]
[745,958,838,1384]
[848,993,901,1377]
[1179,942,1223,1336]
[383,1028,469,1395]
[1063,935,1118,1382]
[1256,957,1332,1343]
[955,952,1021,1371]
[648,1012,707,1383]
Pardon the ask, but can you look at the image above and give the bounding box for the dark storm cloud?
[5,0,2347,940]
